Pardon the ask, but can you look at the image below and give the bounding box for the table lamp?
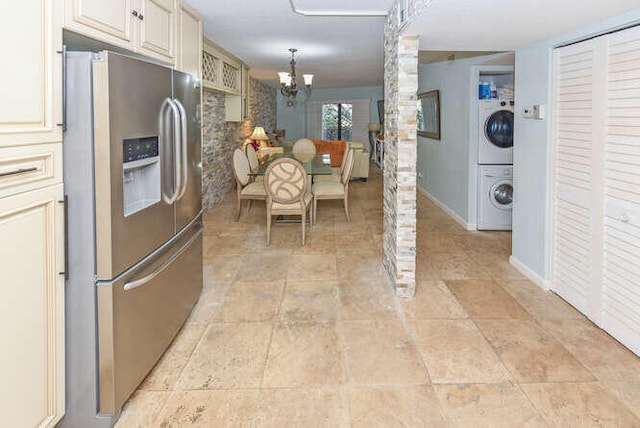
[249,126,269,148]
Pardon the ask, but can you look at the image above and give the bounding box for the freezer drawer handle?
[0,167,38,178]
[123,227,202,291]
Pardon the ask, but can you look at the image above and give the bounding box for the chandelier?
[278,48,313,103]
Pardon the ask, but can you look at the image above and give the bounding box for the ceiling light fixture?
[279,48,313,105]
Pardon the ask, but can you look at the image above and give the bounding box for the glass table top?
[249,151,333,176]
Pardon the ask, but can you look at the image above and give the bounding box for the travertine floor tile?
[155,389,259,427]
[115,390,170,428]
[262,322,344,387]
[434,383,546,427]
[349,385,447,428]
[399,280,467,320]
[602,381,640,420]
[429,253,491,280]
[466,251,525,279]
[280,280,338,322]
[540,319,640,381]
[342,320,428,385]
[255,387,349,427]
[175,322,272,390]
[338,280,398,321]
[140,322,207,391]
[499,279,583,320]
[234,253,289,282]
[446,280,530,319]
[521,382,640,427]
[118,167,640,425]
[477,320,595,382]
[286,254,337,282]
[221,280,284,322]
[412,320,511,383]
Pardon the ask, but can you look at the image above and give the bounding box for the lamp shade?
[249,126,269,141]
[303,74,314,86]
[278,72,291,86]
[368,123,381,132]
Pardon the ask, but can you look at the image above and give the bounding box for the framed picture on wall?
[417,90,441,140]
[377,99,384,125]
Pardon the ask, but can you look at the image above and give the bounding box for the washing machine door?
[484,110,514,148]
[490,180,513,210]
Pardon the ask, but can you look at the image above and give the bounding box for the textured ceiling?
[187,0,640,89]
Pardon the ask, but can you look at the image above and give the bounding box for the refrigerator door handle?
[160,97,182,204]
[123,226,203,291]
[174,98,189,200]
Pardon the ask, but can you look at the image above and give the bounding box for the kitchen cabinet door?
[136,0,176,62]
[64,0,134,49]
[0,184,65,427]
[0,0,62,147]
[176,1,202,78]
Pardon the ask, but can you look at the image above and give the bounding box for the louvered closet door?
[552,38,606,320]
[601,26,640,356]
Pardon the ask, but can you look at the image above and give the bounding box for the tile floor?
[116,166,640,427]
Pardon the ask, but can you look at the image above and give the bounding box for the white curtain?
[306,101,324,140]
[306,98,371,144]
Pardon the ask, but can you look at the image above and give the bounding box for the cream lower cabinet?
[65,0,176,63]
[0,183,65,427]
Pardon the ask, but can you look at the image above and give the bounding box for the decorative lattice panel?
[202,51,220,84]
[222,62,240,91]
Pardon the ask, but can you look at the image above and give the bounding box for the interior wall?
[512,9,640,284]
[276,85,384,141]
[201,77,277,209]
[417,54,513,225]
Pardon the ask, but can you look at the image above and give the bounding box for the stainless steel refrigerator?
[62,51,203,427]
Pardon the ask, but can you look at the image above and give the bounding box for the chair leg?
[344,191,350,222]
[313,197,318,225]
[247,199,253,214]
[301,210,306,245]
[235,194,242,221]
[266,212,272,246]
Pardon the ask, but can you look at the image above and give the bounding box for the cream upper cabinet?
[176,1,202,78]
[136,0,176,61]
[0,184,65,427]
[64,0,134,48]
[0,0,63,147]
[64,0,176,63]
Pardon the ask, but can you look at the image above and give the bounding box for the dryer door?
[490,180,513,210]
[484,110,514,148]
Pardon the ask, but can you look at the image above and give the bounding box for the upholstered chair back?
[245,145,260,171]
[232,148,251,187]
[264,158,307,204]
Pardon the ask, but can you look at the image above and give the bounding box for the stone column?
[383,4,419,298]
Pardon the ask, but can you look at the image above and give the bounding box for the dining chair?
[245,145,264,182]
[232,148,266,221]
[313,145,349,183]
[312,148,355,224]
[292,138,316,160]
[264,158,313,245]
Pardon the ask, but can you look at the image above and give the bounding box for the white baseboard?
[509,256,550,290]
[417,186,476,231]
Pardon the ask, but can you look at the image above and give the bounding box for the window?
[322,103,352,140]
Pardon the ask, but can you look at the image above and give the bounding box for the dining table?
[249,149,334,192]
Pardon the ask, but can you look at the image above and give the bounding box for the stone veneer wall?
[383,0,422,297]
[201,78,277,209]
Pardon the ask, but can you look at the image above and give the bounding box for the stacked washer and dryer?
[477,96,514,230]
